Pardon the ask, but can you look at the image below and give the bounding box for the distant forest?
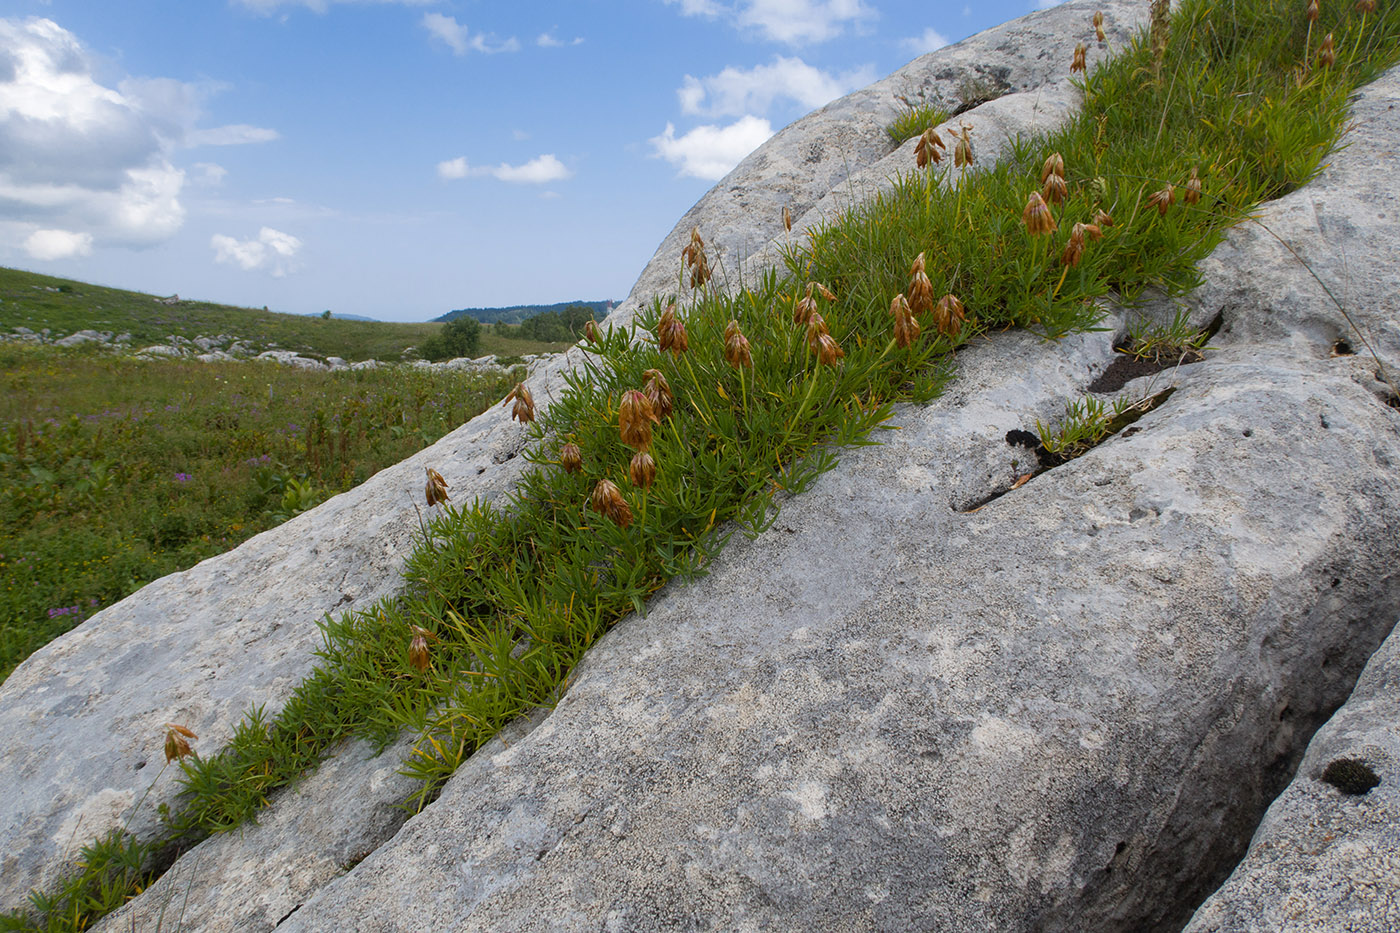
[436,299,614,326]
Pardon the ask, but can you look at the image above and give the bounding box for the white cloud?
[536,32,583,47]
[650,116,773,180]
[511,129,530,141]
[662,0,873,44]
[901,27,950,54]
[437,154,573,184]
[491,154,571,184]
[422,14,519,55]
[24,228,92,260]
[437,156,469,179]
[236,0,437,12]
[186,124,280,146]
[191,162,227,186]
[211,226,302,276]
[678,56,873,117]
[0,17,195,253]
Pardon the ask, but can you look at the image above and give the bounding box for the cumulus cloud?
[662,0,874,44]
[901,27,950,54]
[678,56,873,117]
[236,0,437,12]
[210,226,303,276]
[536,32,583,47]
[0,17,278,259]
[437,154,573,184]
[650,116,773,180]
[422,14,519,55]
[24,229,92,261]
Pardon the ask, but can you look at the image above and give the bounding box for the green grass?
[0,341,518,682]
[0,268,572,363]
[7,0,1399,927]
[885,101,950,144]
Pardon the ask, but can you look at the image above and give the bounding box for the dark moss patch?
[1321,757,1380,796]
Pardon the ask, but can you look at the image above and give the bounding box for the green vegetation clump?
[0,343,515,681]
[418,315,483,361]
[1321,757,1381,795]
[886,99,950,144]
[7,0,1400,927]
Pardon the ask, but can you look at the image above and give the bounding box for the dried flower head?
[1357,0,1376,11]
[814,332,845,366]
[1094,208,1115,228]
[643,369,673,420]
[629,451,657,488]
[1041,171,1069,205]
[1184,167,1202,205]
[915,126,945,168]
[583,319,601,345]
[952,124,974,168]
[1094,10,1106,41]
[1307,0,1320,21]
[891,294,921,348]
[559,442,583,474]
[1041,152,1066,184]
[424,467,449,508]
[805,312,830,348]
[907,252,935,316]
[408,625,431,673]
[724,323,753,369]
[1072,43,1087,73]
[1023,191,1057,235]
[793,282,833,323]
[783,205,793,232]
[1062,225,1087,267]
[932,294,966,337]
[619,389,660,450]
[1147,183,1176,216]
[1318,33,1335,68]
[164,723,197,763]
[682,227,711,288]
[591,479,633,528]
[503,383,535,423]
[657,304,690,355]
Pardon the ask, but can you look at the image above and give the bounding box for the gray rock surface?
[1183,624,1400,932]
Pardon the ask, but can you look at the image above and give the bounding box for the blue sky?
[0,0,1052,322]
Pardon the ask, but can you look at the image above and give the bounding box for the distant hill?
[436,300,616,325]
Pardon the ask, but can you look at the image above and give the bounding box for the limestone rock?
[1182,623,1400,933]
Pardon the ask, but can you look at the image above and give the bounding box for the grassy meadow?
[0,267,576,362]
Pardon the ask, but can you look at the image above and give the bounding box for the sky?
[0,0,1059,322]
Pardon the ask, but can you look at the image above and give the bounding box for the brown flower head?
[1318,33,1335,68]
[891,294,921,348]
[805,312,830,350]
[1072,42,1087,73]
[682,227,711,288]
[424,466,449,508]
[1094,208,1115,228]
[1041,152,1066,185]
[724,323,753,369]
[1307,0,1320,21]
[1184,167,1202,204]
[1041,171,1069,206]
[952,124,974,168]
[629,451,657,488]
[657,304,690,355]
[1147,183,1176,216]
[932,294,966,337]
[164,723,197,764]
[907,252,934,316]
[559,442,583,474]
[1094,10,1106,41]
[1023,191,1057,235]
[583,319,601,345]
[783,205,793,232]
[503,383,535,423]
[619,388,660,450]
[915,126,945,169]
[591,479,633,528]
[814,332,845,366]
[1062,225,1088,267]
[643,369,673,420]
[408,625,431,673]
[1357,0,1376,11]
